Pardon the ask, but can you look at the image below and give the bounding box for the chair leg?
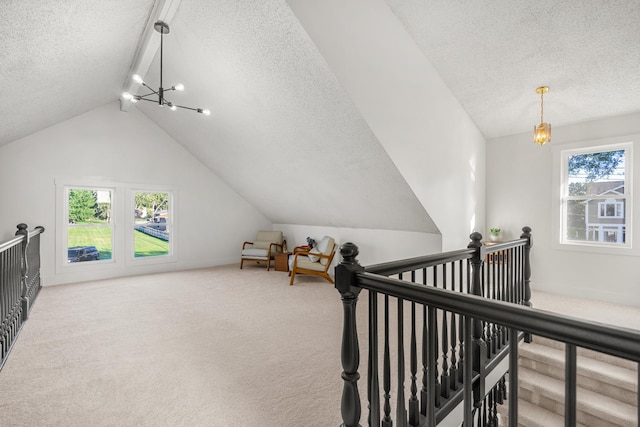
[240,259,244,269]
[289,271,296,286]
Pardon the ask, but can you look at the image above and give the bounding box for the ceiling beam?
[120,0,183,111]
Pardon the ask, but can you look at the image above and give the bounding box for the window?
[66,187,113,263]
[598,199,624,218]
[560,143,631,248]
[57,178,177,273]
[133,191,171,258]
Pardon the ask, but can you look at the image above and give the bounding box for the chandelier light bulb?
[174,83,184,91]
[169,103,177,111]
[131,96,138,103]
[202,109,211,116]
[122,92,133,101]
[132,74,144,84]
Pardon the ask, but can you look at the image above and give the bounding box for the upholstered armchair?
[240,230,284,271]
[289,235,338,285]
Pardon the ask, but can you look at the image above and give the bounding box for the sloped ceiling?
[2,0,640,233]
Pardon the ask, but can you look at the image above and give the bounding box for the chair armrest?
[293,245,310,254]
[268,242,283,255]
[242,241,253,250]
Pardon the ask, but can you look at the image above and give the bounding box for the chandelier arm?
[134,97,161,104]
[172,104,202,112]
[139,82,160,97]
[136,91,158,99]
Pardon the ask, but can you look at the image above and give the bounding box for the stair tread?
[499,399,588,427]
[532,335,638,371]
[520,342,638,391]
[519,366,637,426]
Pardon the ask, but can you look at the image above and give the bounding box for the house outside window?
[560,143,631,248]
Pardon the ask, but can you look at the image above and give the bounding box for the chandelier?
[122,21,210,116]
[533,86,550,145]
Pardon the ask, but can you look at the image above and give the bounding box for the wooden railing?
[335,226,640,426]
[0,223,45,370]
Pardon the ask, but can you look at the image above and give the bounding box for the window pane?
[134,192,170,258]
[567,150,625,196]
[67,189,112,262]
[566,200,587,241]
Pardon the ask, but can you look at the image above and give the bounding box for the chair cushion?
[308,248,321,263]
[242,248,269,259]
[296,258,326,272]
[316,236,335,266]
[253,231,283,249]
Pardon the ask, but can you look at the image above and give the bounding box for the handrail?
[358,272,640,363]
[482,238,528,252]
[365,248,475,276]
[0,235,23,253]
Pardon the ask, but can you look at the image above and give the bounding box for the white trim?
[55,177,178,276]
[551,136,637,256]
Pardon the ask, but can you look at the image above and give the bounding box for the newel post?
[468,232,486,406]
[15,223,30,320]
[335,242,364,427]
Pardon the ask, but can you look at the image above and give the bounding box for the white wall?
[487,112,640,307]
[0,102,272,286]
[288,0,486,250]
[274,224,442,271]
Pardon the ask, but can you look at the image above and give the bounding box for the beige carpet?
[2,265,638,427]
[0,265,348,426]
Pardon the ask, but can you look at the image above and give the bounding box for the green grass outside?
[134,230,170,257]
[68,227,169,259]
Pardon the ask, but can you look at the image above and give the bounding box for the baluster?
[335,243,364,427]
[368,291,380,426]
[457,260,465,384]
[382,295,392,427]
[521,226,533,309]
[449,262,458,391]
[15,224,29,321]
[440,264,450,399]
[432,268,441,406]
[397,297,407,426]
[409,299,419,426]
[420,269,429,417]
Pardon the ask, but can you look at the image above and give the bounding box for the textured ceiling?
[2,0,640,233]
[0,0,155,147]
[385,0,640,139]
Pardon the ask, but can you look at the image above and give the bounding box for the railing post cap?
[522,226,532,234]
[339,242,359,265]
[468,231,483,248]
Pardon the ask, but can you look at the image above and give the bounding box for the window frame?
[552,138,635,255]
[56,178,178,274]
[126,188,177,266]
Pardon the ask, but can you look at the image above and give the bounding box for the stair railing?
[0,223,45,370]
[336,227,532,426]
[335,227,640,427]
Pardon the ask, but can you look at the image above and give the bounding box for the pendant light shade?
[534,86,551,145]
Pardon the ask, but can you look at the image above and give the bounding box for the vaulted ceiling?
[2,0,639,234]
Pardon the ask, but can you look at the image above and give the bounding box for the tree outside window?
[67,188,113,262]
[133,191,170,258]
[562,145,629,246]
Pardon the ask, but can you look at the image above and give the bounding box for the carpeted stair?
[499,335,637,426]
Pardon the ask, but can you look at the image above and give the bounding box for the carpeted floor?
[1,265,638,427]
[0,265,349,427]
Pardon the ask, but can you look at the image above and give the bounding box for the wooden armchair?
[240,230,283,271]
[289,236,337,285]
